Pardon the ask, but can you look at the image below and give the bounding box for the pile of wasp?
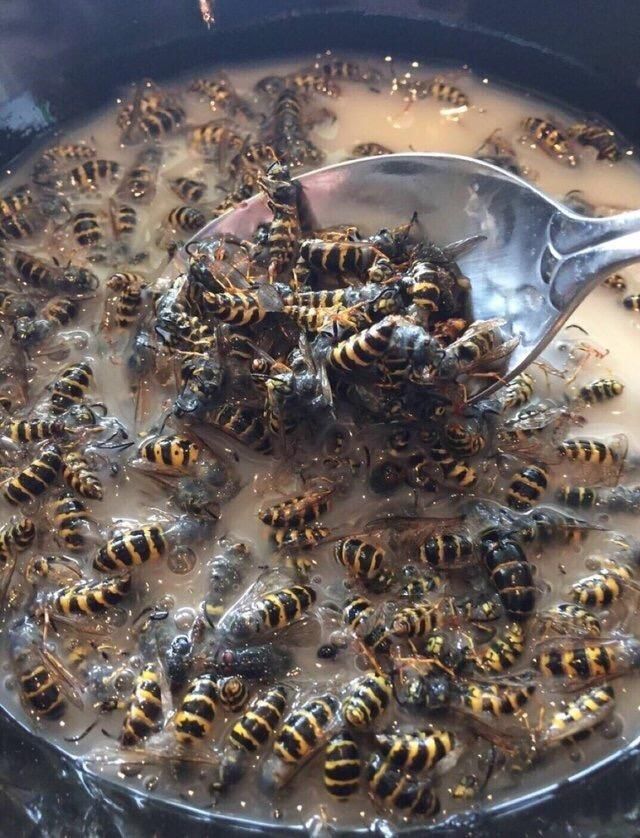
[0,55,638,824]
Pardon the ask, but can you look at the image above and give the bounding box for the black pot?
[1,2,640,835]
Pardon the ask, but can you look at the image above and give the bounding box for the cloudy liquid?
[2,54,640,832]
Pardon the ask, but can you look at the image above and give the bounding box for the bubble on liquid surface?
[168,546,197,574]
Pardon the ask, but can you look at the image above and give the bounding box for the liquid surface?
[1,54,640,833]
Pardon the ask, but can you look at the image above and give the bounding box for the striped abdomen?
[230,685,287,752]
[4,445,62,505]
[273,694,339,764]
[93,525,167,571]
[120,663,163,746]
[175,674,218,744]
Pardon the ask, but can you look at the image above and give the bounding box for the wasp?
[325,317,396,373]
[461,593,503,622]
[50,362,93,415]
[556,485,598,510]
[366,753,439,816]
[207,403,272,453]
[170,177,207,203]
[324,732,361,800]
[70,208,107,254]
[374,729,456,772]
[189,120,244,157]
[266,693,340,788]
[479,529,535,619]
[297,239,385,279]
[343,672,392,728]
[436,318,519,380]
[118,83,185,144]
[174,355,225,420]
[110,203,138,239]
[13,251,98,296]
[32,142,95,185]
[229,684,288,752]
[455,677,535,717]
[265,88,324,168]
[201,542,251,627]
[52,573,131,616]
[533,637,640,681]
[506,465,549,511]
[428,79,469,109]
[118,146,163,204]
[391,603,443,638]
[202,286,280,326]
[205,644,294,682]
[540,684,615,746]
[259,484,334,529]
[0,209,42,243]
[313,58,382,87]
[190,73,253,118]
[558,434,627,475]
[93,524,167,571]
[443,419,486,458]
[498,402,575,459]
[475,623,525,673]
[256,70,338,98]
[5,417,67,444]
[9,617,82,718]
[4,444,63,505]
[221,577,316,639]
[522,117,576,166]
[429,448,477,488]
[271,522,331,552]
[48,493,95,552]
[578,378,624,403]
[538,603,601,637]
[343,594,376,635]
[68,159,121,191]
[511,507,597,547]
[0,287,37,321]
[94,514,213,573]
[0,185,32,218]
[11,296,79,352]
[175,673,218,744]
[419,532,474,567]
[137,434,199,470]
[0,516,35,564]
[334,536,385,580]
[104,272,147,329]
[167,206,206,233]
[62,451,103,500]
[133,101,185,142]
[499,372,535,412]
[257,160,301,281]
[400,571,443,599]
[218,675,249,712]
[120,663,163,747]
[568,121,624,162]
[570,562,638,607]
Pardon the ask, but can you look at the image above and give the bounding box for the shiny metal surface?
[197,152,640,399]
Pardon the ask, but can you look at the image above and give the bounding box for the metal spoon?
[194,152,640,399]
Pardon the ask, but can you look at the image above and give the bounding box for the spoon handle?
[550,208,640,254]
[548,226,640,310]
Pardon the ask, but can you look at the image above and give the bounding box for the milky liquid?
[2,55,640,832]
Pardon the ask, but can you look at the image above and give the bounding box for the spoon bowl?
[193,153,640,399]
